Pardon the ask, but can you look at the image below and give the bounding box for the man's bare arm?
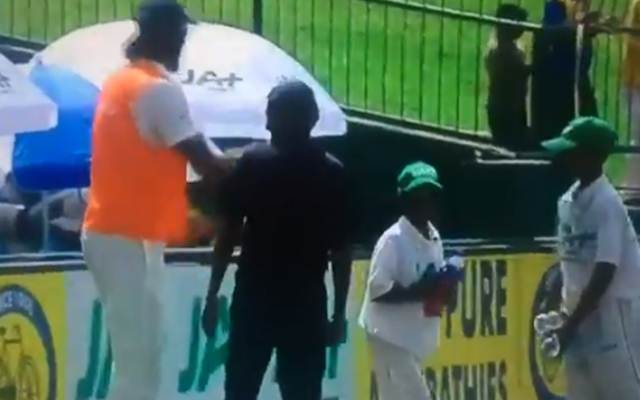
[565,262,616,332]
[174,135,233,182]
[202,217,242,337]
[373,280,433,303]
[207,217,243,296]
[330,247,352,321]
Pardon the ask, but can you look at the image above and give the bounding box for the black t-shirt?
[486,43,529,112]
[218,143,351,313]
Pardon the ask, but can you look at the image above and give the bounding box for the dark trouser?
[225,286,327,400]
[577,77,598,118]
[487,104,528,151]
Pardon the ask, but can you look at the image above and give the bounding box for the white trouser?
[368,334,431,400]
[565,297,640,400]
[82,231,165,400]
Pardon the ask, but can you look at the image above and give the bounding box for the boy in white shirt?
[542,117,640,399]
[359,162,461,400]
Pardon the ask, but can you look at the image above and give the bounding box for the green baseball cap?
[542,117,618,156]
[397,162,442,194]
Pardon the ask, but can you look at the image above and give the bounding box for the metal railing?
[0,0,638,142]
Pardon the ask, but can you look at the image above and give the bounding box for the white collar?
[573,175,608,205]
[398,217,439,244]
[562,175,608,204]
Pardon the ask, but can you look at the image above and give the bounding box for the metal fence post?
[253,0,264,35]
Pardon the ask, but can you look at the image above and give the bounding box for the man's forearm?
[565,262,616,332]
[175,135,231,181]
[331,249,352,320]
[373,282,430,304]
[207,221,241,295]
[208,253,230,295]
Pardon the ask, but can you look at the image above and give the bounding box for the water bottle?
[534,313,552,336]
[541,334,561,358]
[546,311,565,330]
[534,311,566,337]
[534,311,565,359]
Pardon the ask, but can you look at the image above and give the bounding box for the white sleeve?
[595,200,625,267]
[367,237,399,299]
[133,81,197,147]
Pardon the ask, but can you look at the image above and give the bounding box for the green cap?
[397,162,442,194]
[542,117,618,156]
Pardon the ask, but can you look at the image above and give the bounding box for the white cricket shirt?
[131,62,223,182]
[359,217,444,359]
[557,175,640,312]
[133,63,197,148]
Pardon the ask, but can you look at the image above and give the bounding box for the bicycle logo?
[0,325,40,400]
[0,286,56,400]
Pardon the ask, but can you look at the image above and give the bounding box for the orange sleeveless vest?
[84,60,188,244]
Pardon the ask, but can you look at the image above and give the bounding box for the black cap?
[136,0,194,31]
[496,3,528,20]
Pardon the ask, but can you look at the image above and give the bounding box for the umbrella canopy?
[0,53,57,135]
[36,20,347,139]
[12,64,98,191]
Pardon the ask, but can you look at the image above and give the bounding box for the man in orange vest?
[82,1,230,399]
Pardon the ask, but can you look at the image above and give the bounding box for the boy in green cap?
[542,117,640,399]
[358,162,463,400]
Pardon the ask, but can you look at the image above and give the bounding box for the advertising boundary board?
[0,244,565,400]
[0,264,68,400]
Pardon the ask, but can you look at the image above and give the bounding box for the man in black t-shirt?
[485,4,530,150]
[201,80,353,400]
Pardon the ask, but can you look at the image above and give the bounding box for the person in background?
[49,189,87,251]
[620,0,640,188]
[82,1,231,399]
[622,0,640,146]
[543,117,640,400]
[486,4,530,150]
[0,172,40,253]
[201,80,353,400]
[532,0,598,142]
[567,0,599,119]
[359,162,462,400]
[563,0,591,23]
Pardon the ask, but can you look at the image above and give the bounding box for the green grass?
[0,0,635,141]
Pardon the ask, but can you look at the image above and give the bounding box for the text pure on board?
[427,258,509,400]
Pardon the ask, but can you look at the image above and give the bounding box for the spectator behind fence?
[485,4,530,151]
[622,0,640,145]
[562,0,590,23]
[531,0,598,143]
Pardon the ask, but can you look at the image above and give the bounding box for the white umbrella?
[0,53,57,135]
[35,21,347,140]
